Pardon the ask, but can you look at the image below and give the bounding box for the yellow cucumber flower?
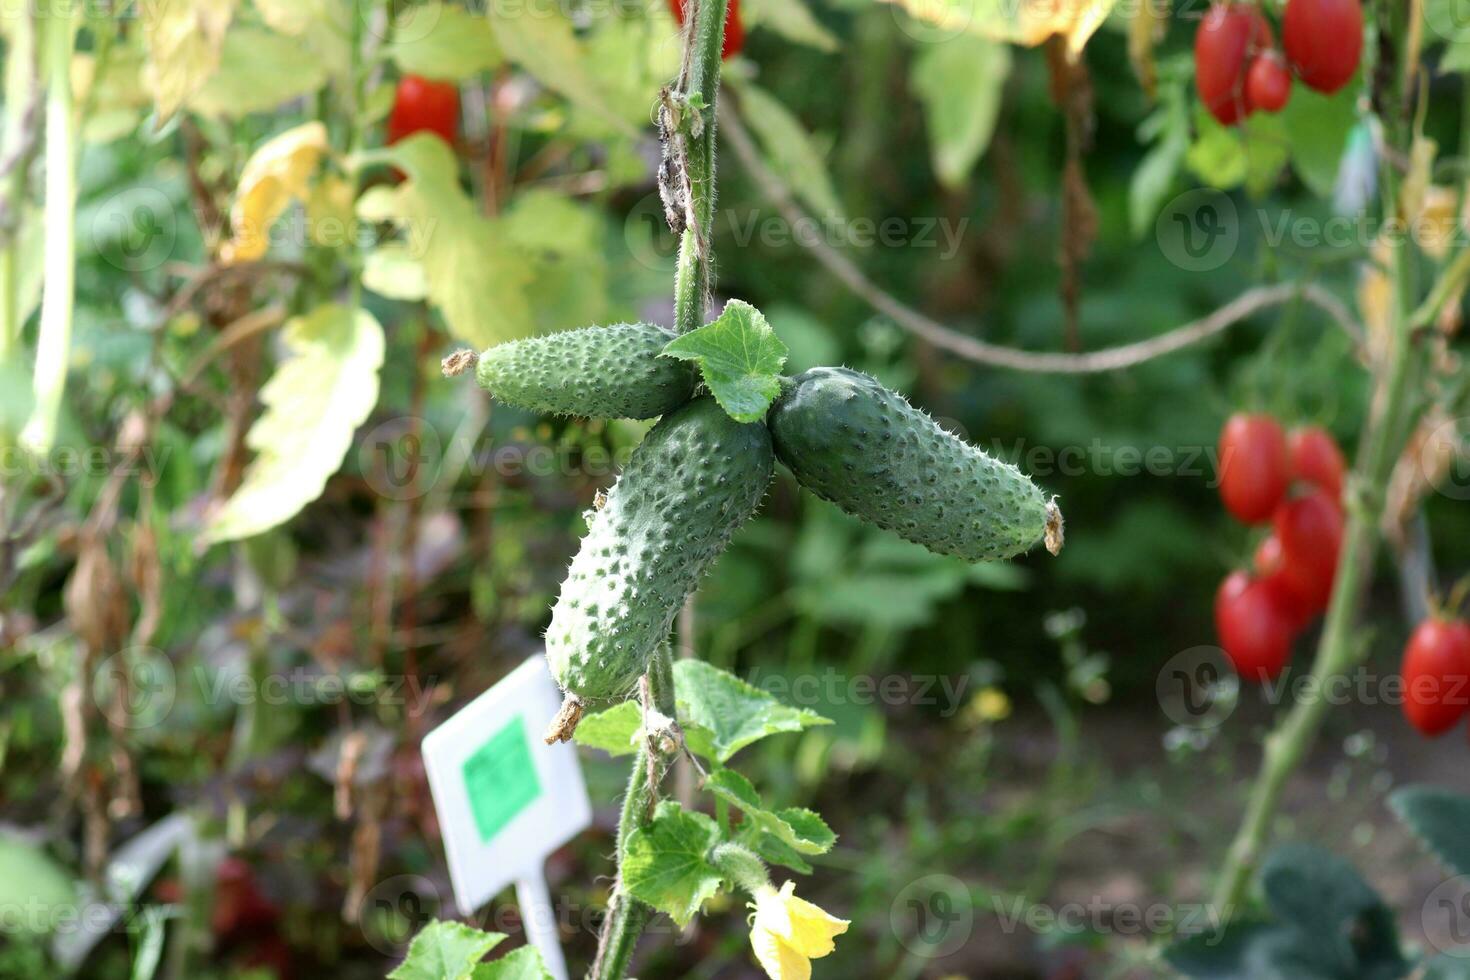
[748,881,849,980]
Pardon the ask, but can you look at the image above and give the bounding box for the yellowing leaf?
[202,304,384,545]
[362,244,429,301]
[141,0,236,121]
[882,0,1118,60]
[358,135,535,348]
[221,121,329,264]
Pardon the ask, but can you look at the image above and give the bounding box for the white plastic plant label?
[422,654,591,977]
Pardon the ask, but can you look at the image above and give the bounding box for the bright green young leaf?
[141,0,236,121]
[571,701,642,757]
[202,304,384,544]
[1280,83,1357,198]
[388,3,501,80]
[661,300,789,423]
[0,833,75,934]
[488,4,631,136]
[358,136,535,348]
[1242,112,1290,198]
[362,244,430,302]
[1390,785,1470,878]
[910,34,1010,190]
[732,80,844,220]
[389,920,505,980]
[704,769,835,856]
[742,0,839,51]
[673,659,831,763]
[471,946,551,980]
[189,26,329,117]
[622,802,723,926]
[1185,106,1247,190]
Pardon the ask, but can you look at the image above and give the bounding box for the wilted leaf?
[911,34,1011,189]
[190,26,330,117]
[221,121,329,264]
[732,80,844,219]
[203,304,385,544]
[662,300,789,422]
[359,135,535,348]
[622,802,723,926]
[1129,0,1168,97]
[389,3,501,80]
[140,0,237,121]
[882,0,1118,60]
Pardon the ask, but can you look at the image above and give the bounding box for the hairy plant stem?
[589,643,680,979]
[672,0,729,336]
[588,5,729,975]
[0,6,38,414]
[1211,22,1426,911]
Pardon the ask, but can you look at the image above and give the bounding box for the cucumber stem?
[672,0,729,336]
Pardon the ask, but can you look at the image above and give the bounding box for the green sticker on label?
[461,716,541,843]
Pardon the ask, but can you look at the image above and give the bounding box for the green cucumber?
[476,323,697,419]
[547,397,774,702]
[768,367,1058,562]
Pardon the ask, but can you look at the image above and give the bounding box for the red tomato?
[1282,0,1363,93]
[1271,489,1343,614]
[1218,413,1290,524]
[1288,426,1346,500]
[1401,619,1470,737]
[1195,4,1273,125]
[1253,534,1315,628]
[669,0,744,60]
[386,75,460,147]
[1216,571,1297,682]
[1245,52,1293,112]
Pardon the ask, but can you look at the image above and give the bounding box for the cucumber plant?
[445,3,1061,975]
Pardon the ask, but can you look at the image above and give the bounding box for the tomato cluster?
[668,0,745,60]
[386,74,461,147]
[1213,414,1346,681]
[1193,0,1361,125]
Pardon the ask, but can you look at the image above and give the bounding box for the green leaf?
[1186,106,1247,190]
[1390,785,1470,878]
[661,300,788,423]
[362,243,429,302]
[742,0,839,51]
[1424,955,1470,979]
[252,0,351,79]
[471,946,551,980]
[202,304,384,544]
[0,833,75,934]
[731,80,844,219]
[673,659,830,763]
[910,34,1010,190]
[388,3,501,80]
[358,136,535,348]
[1242,112,1290,198]
[571,701,641,757]
[1280,84,1358,197]
[487,4,631,136]
[750,833,813,875]
[1259,843,1406,977]
[1163,919,1285,979]
[704,769,835,856]
[622,802,723,926]
[389,921,505,980]
[189,25,329,117]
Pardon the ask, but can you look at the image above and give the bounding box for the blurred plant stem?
[0,5,38,440]
[1212,6,1429,911]
[18,2,74,455]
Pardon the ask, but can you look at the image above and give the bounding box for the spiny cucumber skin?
[547,397,774,701]
[475,323,697,420]
[768,367,1048,562]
